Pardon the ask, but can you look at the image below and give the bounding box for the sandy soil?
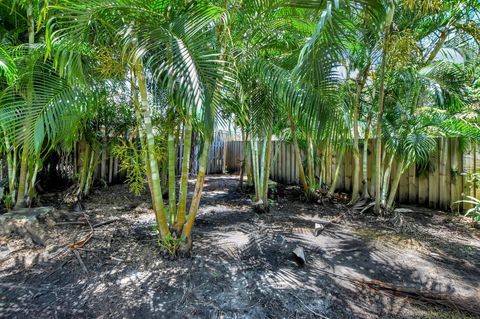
[1,175,479,318]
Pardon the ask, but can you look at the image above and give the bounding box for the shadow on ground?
[1,175,479,318]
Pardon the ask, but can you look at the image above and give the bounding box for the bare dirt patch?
[1,175,479,318]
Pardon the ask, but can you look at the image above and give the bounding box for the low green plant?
[455,196,480,223]
[158,234,182,257]
[3,194,13,210]
[111,141,146,195]
[152,223,182,256]
[465,171,480,191]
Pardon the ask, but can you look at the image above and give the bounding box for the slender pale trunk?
[289,117,308,192]
[260,138,267,191]
[238,130,247,190]
[175,121,193,232]
[261,129,273,206]
[246,138,253,186]
[318,147,325,188]
[15,149,29,209]
[374,4,394,212]
[374,44,388,211]
[306,136,314,188]
[27,156,40,206]
[101,136,107,181]
[182,137,212,240]
[15,3,36,210]
[351,65,369,204]
[83,146,97,195]
[387,157,405,209]
[7,151,16,199]
[362,115,372,199]
[380,153,394,207]
[77,141,90,198]
[6,138,17,202]
[167,133,176,223]
[328,146,345,196]
[250,138,261,200]
[131,72,154,196]
[134,63,170,238]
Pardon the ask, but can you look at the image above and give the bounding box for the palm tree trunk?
[261,129,273,209]
[380,153,394,207]
[328,146,345,196]
[134,63,170,238]
[351,65,369,204]
[246,138,253,187]
[130,70,155,210]
[101,138,107,182]
[6,141,17,203]
[387,157,405,209]
[289,117,308,192]
[15,2,36,210]
[168,133,177,223]
[14,148,29,209]
[374,4,394,213]
[374,48,388,211]
[27,156,40,206]
[318,146,325,189]
[176,120,193,233]
[77,141,90,198]
[306,136,314,188]
[83,145,97,195]
[238,130,247,190]
[250,138,261,200]
[181,137,212,241]
[362,116,372,199]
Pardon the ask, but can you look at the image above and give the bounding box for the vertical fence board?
[331,149,336,190]
[450,138,462,212]
[443,139,451,210]
[428,141,440,208]
[463,147,474,210]
[418,170,429,205]
[398,167,408,203]
[475,145,479,200]
[289,144,295,184]
[279,143,284,183]
[408,164,417,203]
[438,138,448,210]
[339,149,345,191]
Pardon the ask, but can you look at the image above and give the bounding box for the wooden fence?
[225,139,480,211]
[52,130,230,183]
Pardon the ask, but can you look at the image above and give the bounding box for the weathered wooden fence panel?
[224,138,480,211]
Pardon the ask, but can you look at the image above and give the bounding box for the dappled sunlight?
[2,176,480,318]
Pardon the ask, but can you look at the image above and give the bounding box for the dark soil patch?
[1,175,479,318]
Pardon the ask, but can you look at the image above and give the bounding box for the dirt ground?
[1,175,479,319]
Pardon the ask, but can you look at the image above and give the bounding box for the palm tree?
[45,0,228,253]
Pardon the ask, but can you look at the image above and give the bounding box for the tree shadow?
[1,175,478,318]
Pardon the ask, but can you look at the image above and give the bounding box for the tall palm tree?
[45,0,228,253]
